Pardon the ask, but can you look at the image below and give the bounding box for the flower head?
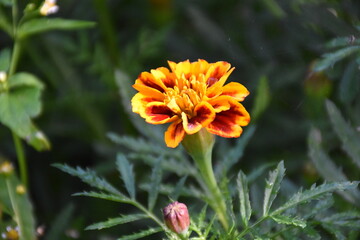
[40,0,59,16]
[1,226,19,240]
[163,201,190,234]
[131,59,250,148]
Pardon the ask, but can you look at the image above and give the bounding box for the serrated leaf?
[73,191,131,204]
[86,214,148,230]
[148,158,162,211]
[216,125,256,176]
[0,48,10,71]
[271,214,306,228]
[237,171,252,227]
[308,128,360,205]
[116,153,136,199]
[117,227,162,240]
[0,174,37,240]
[18,18,95,39]
[322,223,346,240]
[53,164,121,195]
[251,76,270,121]
[338,61,360,104]
[314,46,360,72]
[326,100,360,169]
[170,176,187,201]
[0,73,44,138]
[325,36,360,49]
[272,181,360,215]
[322,211,360,228]
[263,161,285,216]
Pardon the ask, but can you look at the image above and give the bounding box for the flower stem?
[12,132,28,187]
[182,129,229,230]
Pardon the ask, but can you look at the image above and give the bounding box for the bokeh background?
[1,0,360,239]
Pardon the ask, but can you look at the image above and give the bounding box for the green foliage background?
[0,0,360,239]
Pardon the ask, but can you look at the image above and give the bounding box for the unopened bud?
[162,201,190,234]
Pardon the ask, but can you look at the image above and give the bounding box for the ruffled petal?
[206,99,250,138]
[206,67,235,98]
[221,82,249,101]
[182,102,216,134]
[131,93,163,118]
[207,95,231,113]
[133,71,167,93]
[165,119,185,148]
[144,102,177,124]
[205,61,232,87]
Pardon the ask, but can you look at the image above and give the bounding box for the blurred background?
[1,0,360,239]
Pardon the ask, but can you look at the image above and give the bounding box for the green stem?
[12,132,28,187]
[9,29,28,187]
[182,129,229,230]
[237,216,268,238]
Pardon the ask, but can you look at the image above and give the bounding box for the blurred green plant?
[0,0,94,239]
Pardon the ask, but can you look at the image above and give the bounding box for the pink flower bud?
[162,201,190,234]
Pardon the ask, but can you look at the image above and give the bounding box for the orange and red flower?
[131,59,250,148]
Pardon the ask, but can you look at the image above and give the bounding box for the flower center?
[164,74,207,117]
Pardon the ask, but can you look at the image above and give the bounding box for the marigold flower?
[162,201,190,234]
[131,59,250,148]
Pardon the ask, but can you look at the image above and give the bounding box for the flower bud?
[162,201,190,234]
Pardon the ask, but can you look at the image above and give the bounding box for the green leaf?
[339,61,360,104]
[117,227,162,240]
[216,125,256,176]
[322,211,360,228]
[0,174,37,240]
[272,181,360,216]
[263,161,285,216]
[237,171,252,227]
[53,164,122,195]
[0,72,44,137]
[251,76,270,121]
[170,176,187,201]
[44,204,74,240]
[314,46,360,72]
[116,153,136,199]
[338,61,360,104]
[0,48,10,71]
[25,124,51,151]
[271,214,306,228]
[325,36,360,49]
[86,214,148,230]
[308,128,360,205]
[73,191,131,204]
[326,100,360,169]
[148,158,162,211]
[18,18,96,39]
